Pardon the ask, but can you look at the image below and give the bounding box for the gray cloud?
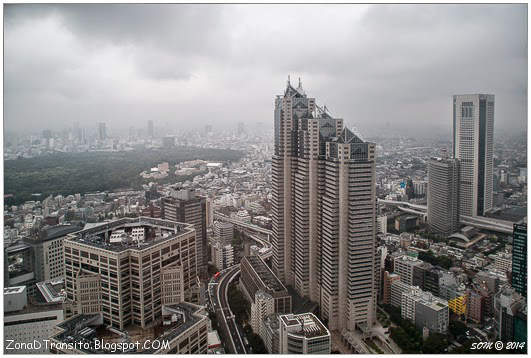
[4,4,527,138]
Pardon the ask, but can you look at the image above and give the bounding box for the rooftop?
[4,286,25,295]
[280,313,329,339]
[4,299,63,317]
[30,224,83,243]
[244,255,288,294]
[51,302,206,353]
[64,217,194,253]
[36,279,65,303]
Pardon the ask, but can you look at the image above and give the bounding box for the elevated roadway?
[208,213,273,353]
[378,199,514,234]
[213,212,273,237]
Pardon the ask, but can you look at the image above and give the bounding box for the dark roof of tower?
[314,104,332,119]
[334,127,364,144]
[285,83,306,98]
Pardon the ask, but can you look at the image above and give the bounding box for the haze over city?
[4,4,527,138]
[2,2,529,356]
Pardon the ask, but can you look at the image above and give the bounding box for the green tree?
[422,333,448,353]
[449,320,467,338]
[232,230,242,247]
[247,332,267,353]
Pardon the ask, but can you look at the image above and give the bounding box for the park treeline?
[4,147,243,205]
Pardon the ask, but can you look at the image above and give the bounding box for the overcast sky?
[4,4,528,138]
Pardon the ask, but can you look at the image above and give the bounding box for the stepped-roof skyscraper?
[271,78,377,333]
[453,94,494,216]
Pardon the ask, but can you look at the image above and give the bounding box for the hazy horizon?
[4,4,528,138]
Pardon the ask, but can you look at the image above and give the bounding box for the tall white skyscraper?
[271,78,377,334]
[453,94,494,216]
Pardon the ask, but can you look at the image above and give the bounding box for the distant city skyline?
[4,4,527,138]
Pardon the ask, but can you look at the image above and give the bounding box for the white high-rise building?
[271,78,377,334]
[211,241,234,270]
[453,94,494,216]
[394,255,422,286]
[250,290,274,336]
[213,221,234,245]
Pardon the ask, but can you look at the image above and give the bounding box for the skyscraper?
[73,121,81,142]
[237,121,245,136]
[512,219,527,296]
[98,122,107,141]
[427,157,460,235]
[453,94,494,216]
[271,78,377,333]
[147,119,154,138]
[162,190,208,280]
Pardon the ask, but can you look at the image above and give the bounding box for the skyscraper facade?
[162,190,207,280]
[453,94,494,216]
[62,217,198,329]
[271,78,377,333]
[98,122,107,141]
[427,157,460,235]
[512,220,527,296]
[147,119,154,138]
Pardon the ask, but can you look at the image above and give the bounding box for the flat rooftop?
[24,224,82,243]
[244,255,287,294]
[280,313,329,339]
[4,300,63,317]
[4,286,25,295]
[36,279,65,303]
[64,217,194,252]
[52,302,205,353]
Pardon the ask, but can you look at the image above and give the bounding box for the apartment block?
[250,290,275,336]
[401,287,449,334]
[394,255,422,286]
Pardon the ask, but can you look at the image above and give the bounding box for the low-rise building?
[240,255,291,313]
[390,280,412,308]
[4,286,65,354]
[494,252,512,273]
[403,289,449,334]
[50,303,208,354]
[261,313,280,354]
[382,271,400,305]
[466,288,484,324]
[496,287,527,345]
[394,255,422,286]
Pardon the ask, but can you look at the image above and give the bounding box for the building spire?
[298,77,302,88]
[287,75,291,87]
